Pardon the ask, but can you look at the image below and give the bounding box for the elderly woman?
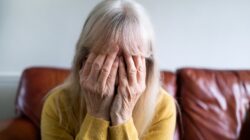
[41,0,176,139]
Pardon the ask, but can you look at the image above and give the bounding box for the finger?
[124,53,137,85]
[89,54,106,81]
[98,48,119,85]
[133,56,145,82]
[140,56,146,84]
[81,53,97,77]
[142,56,146,72]
[133,55,140,68]
[107,57,119,86]
[119,57,128,86]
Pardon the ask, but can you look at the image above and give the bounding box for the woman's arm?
[79,47,119,121]
[109,52,176,139]
[41,93,110,140]
[42,47,119,140]
[109,90,176,140]
[110,54,146,126]
[75,114,109,140]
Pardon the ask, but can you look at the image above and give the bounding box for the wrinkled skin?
[79,46,146,125]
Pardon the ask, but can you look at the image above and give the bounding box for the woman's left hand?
[110,53,146,126]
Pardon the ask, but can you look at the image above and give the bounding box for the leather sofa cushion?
[177,68,250,140]
[239,108,250,140]
[16,67,70,128]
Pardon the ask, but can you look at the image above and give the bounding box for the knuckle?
[138,66,144,72]
[101,67,109,74]
[93,62,101,70]
[112,61,118,67]
[129,68,136,75]
[107,75,112,80]
[102,92,109,98]
[107,75,115,84]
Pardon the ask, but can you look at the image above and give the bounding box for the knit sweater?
[41,87,176,140]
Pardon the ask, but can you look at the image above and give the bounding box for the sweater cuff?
[76,114,109,139]
[109,118,138,140]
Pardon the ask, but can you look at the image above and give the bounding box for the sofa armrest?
[0,116,39,140]
[240,109,250,140]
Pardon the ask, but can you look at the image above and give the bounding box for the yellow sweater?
[41,88,176,140]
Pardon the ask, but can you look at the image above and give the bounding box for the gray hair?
[64,0,160,137]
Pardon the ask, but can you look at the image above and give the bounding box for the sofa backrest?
[14,67,250,139]
[160,71,180,140]
[15,67,177,131]
[15,67,70,128]
[177,68,250,140]
[160,71,177,96]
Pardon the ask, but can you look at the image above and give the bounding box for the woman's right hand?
[79,47,119,121]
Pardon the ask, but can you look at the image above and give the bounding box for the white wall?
[0,0,250,119]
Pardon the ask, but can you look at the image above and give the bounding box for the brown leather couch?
[0,67,249,140]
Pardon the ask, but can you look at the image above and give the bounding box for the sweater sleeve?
[109,89,177,140]
[41,92,74,140]
[41,91,109,140]
[75,114,109,140]
[109,118,139,140]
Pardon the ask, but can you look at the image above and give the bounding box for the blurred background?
[0,0,249,119]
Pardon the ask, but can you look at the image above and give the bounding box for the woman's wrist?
[87,111,110,121]
[110,113,131,126]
